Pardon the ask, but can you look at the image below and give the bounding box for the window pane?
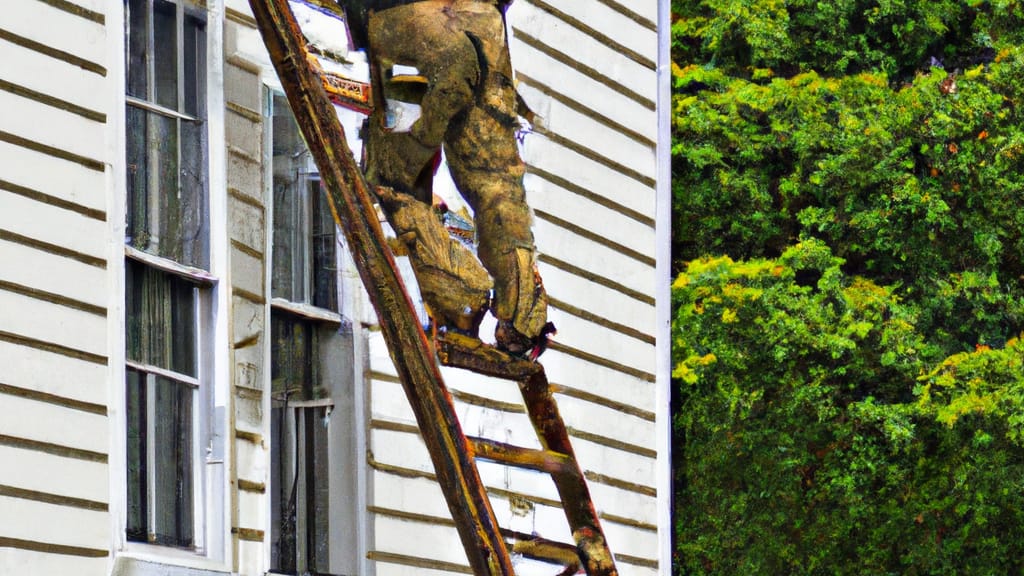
[183,14,205,117]
[179,118,209,269]
[126,107,208,269]
[126,105,149,246]
[125,0,148,99]
[153,0,178,110]
[271,312,316,399]
[152,376,193,547]
[125,368,148,542]
[271,93,308,302]
[307,407,331,572]
[311,181,337,311]
[126,260,198,376]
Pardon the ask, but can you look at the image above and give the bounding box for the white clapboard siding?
[0,8,110,576]
[1,2,106,70]
[0,239,107,315]
[512,3,655,92]
[0,140,107,215]
[522,0,657,60]
[0,341,108,406]
[0,496,108,550]
[0,84,107,167]
[0,394,108,456]
[0,548,108,575]
[0,445,108,505]
[0,36,108,118]
[374,515,471,566]
[538,261,655,335]
[534,218,654,296]
[0,290,107,359]
[0,191,108,264]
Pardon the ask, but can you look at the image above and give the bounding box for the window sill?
[112,549,233,576]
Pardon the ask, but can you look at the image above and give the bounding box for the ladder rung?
[469,437,573,475]
[502,529,581,573]
[435,332,542,380]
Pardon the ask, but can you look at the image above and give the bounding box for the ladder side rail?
[438,333,619,574]
[246,2,514,573]
[519,371,618,575]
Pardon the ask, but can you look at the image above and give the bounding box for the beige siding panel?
[237,539,264,576]
[521,136,654,217]
[0,291,106,358]
[541,350,654,412]
[0,395,108,455]
[589,480,658,529]
[236,490,266,539]
[0,89,105,167]
[0,547,107,575]
[533,219,654,296]
[0,36,107,115]
[0,140,106,213]
[371,381,542,450]
[601,520,659,566]
[598,0,657,26]
[509,38,656,134]
[547,307,655,371]
[519,84,656,179]
[0,238,107,309]
[0,495,108,550]
[228,195,265,254]
[230,244,264,296]
[0,341,107,406]
[475,460,561,503]
[525,175,655,259]
[573,438,655,490]
[0,191,107,262]
[558,398,656,450]
[537,262,655,336]
[519,0,657,59]
[370,428,435,477]
[235,436,268,485]
[371,473,451,520]
[225,108,262,160]
[373,562,468,576]
[512,3,655,91]
[4,1,106,68]
[0,445,108,505]
[373,516,468,566]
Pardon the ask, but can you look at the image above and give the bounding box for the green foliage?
[670,0,1024,80]
[672,54,1024,351]
[672,244,1024,574]
[671,2,1024,572]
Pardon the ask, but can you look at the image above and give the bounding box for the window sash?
[126,367,197,548]
[271,405,331,574]
[270,92,338,311]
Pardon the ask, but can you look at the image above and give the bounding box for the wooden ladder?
[248,1,617,573]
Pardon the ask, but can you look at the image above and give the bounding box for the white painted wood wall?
[0,0,666,574]
[0,1,112,574]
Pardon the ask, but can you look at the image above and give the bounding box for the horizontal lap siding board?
[0,2,110,573]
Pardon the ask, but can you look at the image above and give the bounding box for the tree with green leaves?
[671,1,1024,573]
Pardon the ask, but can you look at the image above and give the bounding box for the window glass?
[125,368,148,541]
[153,0,178,110]
[271,93,337,309]
[152,374,193,546]
[124,0,208,270]
[126,0,148,99]
[126,260,198,377]
[125,368,195,547]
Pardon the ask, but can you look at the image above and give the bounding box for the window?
[123,0,209,550]
[125,0,208,269]
[268,91,350,575]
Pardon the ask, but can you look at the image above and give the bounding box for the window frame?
[118,0,221,563]
[267,87,355,576]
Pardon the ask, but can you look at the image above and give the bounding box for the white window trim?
[110,0,231,571]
